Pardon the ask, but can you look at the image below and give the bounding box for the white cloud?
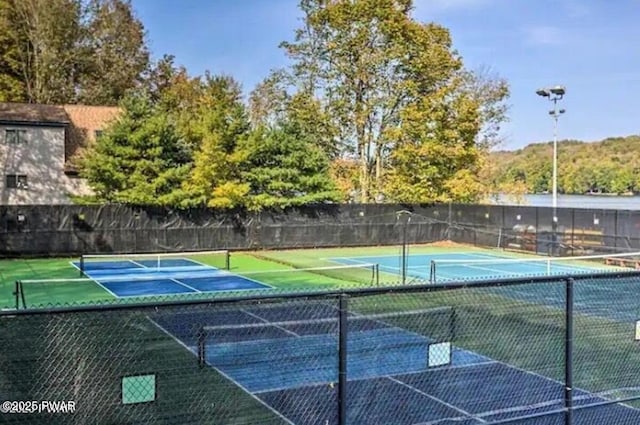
[524,26,565,46]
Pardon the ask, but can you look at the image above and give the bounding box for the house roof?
[0,102,70,125]
[63,105,120,168]
[0,102,121,172]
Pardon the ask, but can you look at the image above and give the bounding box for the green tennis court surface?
[2,245,639,310]
[1,247,387,309]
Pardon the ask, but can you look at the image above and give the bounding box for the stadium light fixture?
[536,88,551,97]
[536,86,567,256]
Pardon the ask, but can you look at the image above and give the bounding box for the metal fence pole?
[570,209,575,256]
[565,277,574,425]
[397,211,411,285]
[14,281,20,310]
[535,207,540,254]
[614,210,619,251]
[338,294,348,425]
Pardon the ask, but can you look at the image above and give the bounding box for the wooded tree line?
[0,0,147,105]
[486,136,640,196]
[0,0,511,209]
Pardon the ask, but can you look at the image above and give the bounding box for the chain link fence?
[3,271,640,424]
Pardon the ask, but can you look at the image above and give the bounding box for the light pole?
[536,86,566,256]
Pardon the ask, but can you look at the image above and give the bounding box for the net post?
[225,251,231,270]
[14,281,20,310]
[397,210,411,286]
[197,327,206,368]
[79,255,84,277]
[338,294,348,425]
[564,277,574,424]
[429,261,436,284]
[402,226,407,285]
[374,263,379,287]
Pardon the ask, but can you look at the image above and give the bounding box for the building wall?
[0,124,92,205]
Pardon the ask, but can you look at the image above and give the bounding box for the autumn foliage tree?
[280,0,509,203]
[0,0,148,105]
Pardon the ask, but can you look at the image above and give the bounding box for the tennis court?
[72,252,270,297]
[332,251,634,283]
[11,250,382,308]
[332,251,640,321]
[151,301,640,425]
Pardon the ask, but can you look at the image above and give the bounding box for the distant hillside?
[486,135,640,195]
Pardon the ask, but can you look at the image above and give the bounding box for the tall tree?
[76,0,149,105]
[384,81,484,202]
[2,0,82,103]
[179,75,251,207]
[281,0,509,202]
[248,70,290,128]
[81,93,190,204]
[0,0,26,101]
[0,0,148,104]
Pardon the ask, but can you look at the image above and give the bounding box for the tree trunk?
[359,144,369,202]
[374,142,383,198]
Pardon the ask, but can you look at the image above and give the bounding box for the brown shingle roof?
[0,102,121,173]
[63,105,121,171]
[0,102,69,125]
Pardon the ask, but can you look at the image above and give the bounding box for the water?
[486,194,640,210]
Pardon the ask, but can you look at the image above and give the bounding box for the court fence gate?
[2,271,640,424]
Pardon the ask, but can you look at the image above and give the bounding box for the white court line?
[223,273,276,290]
[130,259,147,268]
[168,278,202,293]
[67,260,120,299]
[147,316,295,425]
[241,309,300,337]
[387,376,487,423]
[326,252,490,260]
[340,298,640,418]
[253,361,498,395]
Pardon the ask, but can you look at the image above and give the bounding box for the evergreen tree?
[237,125,341,210]
[81,94,190,204]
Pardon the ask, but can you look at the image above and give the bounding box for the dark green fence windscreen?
[1,203,639,256]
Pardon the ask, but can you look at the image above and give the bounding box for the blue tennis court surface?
[152,302,640,425]
[332,252,640,322]
[73,258,271,297]
[332,252,612,282]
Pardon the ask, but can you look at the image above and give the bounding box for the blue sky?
[133,0,640,151]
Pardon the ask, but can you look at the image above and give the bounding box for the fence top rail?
[6,270,640,317]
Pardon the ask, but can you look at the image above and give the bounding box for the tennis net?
[16,263,381,308]
[79,250,231,274]
[429,251,640,283]
[196,305,455,370]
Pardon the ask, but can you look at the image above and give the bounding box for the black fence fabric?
[1,203,640,257]
[2,272,640,424]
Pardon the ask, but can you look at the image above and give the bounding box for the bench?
[605,257,640,269]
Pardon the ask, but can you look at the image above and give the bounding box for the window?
[5,129,28,144]
[6,174,28,189]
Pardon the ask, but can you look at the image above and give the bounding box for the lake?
[485,194,640,210]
